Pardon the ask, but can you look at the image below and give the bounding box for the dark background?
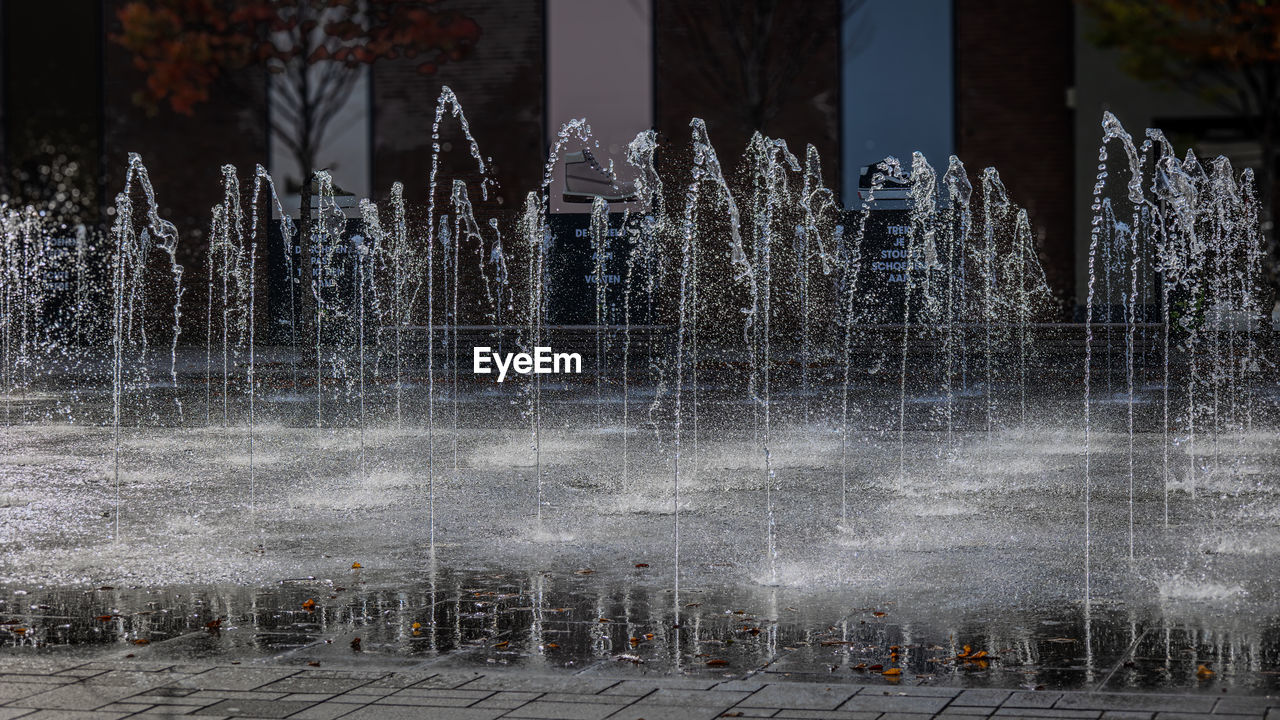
[0,0,1268,319]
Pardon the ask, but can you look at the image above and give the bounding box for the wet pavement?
[2,376,1279,710]
[0,656,1276,719]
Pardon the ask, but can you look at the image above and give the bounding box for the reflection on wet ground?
[3,566,1277,694]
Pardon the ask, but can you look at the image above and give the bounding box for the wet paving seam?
[1093,626,1150,693]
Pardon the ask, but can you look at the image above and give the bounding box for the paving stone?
[403,673,487,689]
[0,661,84,677]
[96,705,154,715]
[0,684,54,702]
[504,700,628,719]
[730,710,780,718]
[600,679,721,696]
[341,706,504,720]
[83,671,189,687]
[8,683,164,711]
[186,691,289,701]
[1266,710,1280,720]
[168,666,219,676]
[52,671,106,679]
[470,693,536,710]
[881,687,963,698]
[175,669,299,692]
[137,687,197,698]
[121,695,215,706]
[939,708,997,716]
[362,672,442,689]
[257,678,369,695]
[1005,692,1064,709]
[290,702,362,720]
[133,716,229,720]
[740,685,859,711]
[714,681,771,693]
[639,688,752,707]
[190,699,316,718]
[1056,694,1216,714]
[875,714,938,720]
[1100,712,1154,719]
[836,693,950,714]
[603,705,728,720]
[770,711,881,720]
[0,676,78,686]
[336,688,396,698]
[0,711,35,720]
[458,675,619,694]
[954,689,1013,707]
[1154,714,1231,720]
[8,712,129,720]
[395,688,492,699]
[1214,698,1276,714]
[537,692,639,704]
[373,695,476,707]
[282,693,339,702]
[994,709,1102,719]
[290,671,389,681]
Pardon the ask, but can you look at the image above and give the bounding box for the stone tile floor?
[0,659,1274,720]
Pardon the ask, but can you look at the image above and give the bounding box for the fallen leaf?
[644,633,654,640]
[872,611,887,617]
[545,642,559,649]
[629,637,640,647]
[575,569,595,575]
[95,615,114,622]
[308,661,320,667]
[868,664,883,671]
[494,641,509,649]
[411,622,421,630]
[882,668,902,677]
[706,659,729,667]
[351,562,362,569]
[598,618,610,623]
[205,619,222,629]
[350,637,362,651]
[132,638,149,645]
[1197,664,1214,679]
[635,563,649,568]
[301,599,316,611]
[11,628,26,635]
[853,663,867,671]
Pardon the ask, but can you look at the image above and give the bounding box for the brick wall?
[955,0,1075,309]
